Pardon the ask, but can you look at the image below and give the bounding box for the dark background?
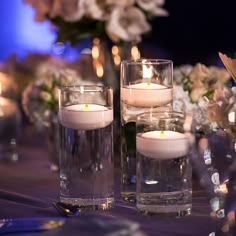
[141,0,236,66]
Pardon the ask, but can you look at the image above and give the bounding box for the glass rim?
[137,111,185,121]
[58,85,112,92]
[121,58,173,66]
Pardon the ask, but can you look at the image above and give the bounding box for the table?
[0,124,217,235]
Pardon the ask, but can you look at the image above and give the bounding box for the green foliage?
[203,90,214,100]
[48,16,108,46]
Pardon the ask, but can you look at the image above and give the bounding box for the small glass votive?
[136,111,192,217]
[58,85,114,210]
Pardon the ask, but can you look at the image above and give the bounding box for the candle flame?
[228,111,235,124]
[142,60,153,81]
[92,45,99,59]
[160,131,165,138]
[83,104,89,111]
[96,63,104,77]
[131,45,140,60]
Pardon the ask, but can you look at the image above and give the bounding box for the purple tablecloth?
[0,125,217,235]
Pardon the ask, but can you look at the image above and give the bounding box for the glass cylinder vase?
[136,111,192,217]
[120,59,173,202]
[58,85,114,210]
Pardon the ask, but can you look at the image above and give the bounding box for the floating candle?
[136,130,188,160]
[121,83,173,107]
[59,104,113,130]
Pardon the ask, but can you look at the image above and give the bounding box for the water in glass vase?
[136,150,192,217]
[120,102,171,202]
[121,102,148,202]
[59,123,114,210]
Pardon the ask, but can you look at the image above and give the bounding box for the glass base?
[60,197,114,211]
[137,191,192,217]
[137,204,192,217]
[121,192,136,203]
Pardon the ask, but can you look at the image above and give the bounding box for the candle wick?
[83,104,89,111]
[160,130,165,138]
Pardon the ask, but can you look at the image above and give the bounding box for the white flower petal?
[107,0,135,7]
[136,0,168,16]
[106,6,150,42]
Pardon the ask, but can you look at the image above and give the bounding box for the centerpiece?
[23,0,169,159]
[24,0,169,89]
[173,62,231,131]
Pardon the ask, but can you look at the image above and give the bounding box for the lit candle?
[121,83,173,107]
[0,72,17,97]
[0,97,18,118]
[136,130,188,160]
[121,60,173,107]
[59,104,113,130]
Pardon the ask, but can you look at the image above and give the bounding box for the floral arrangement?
[4,53,71,95]
[22,66,81,128]
[24,0,168,45]
[173,63,231,130]
[206,87,236,133]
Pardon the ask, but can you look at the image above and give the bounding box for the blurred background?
[0,0,236,66]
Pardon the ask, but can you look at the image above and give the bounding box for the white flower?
[190,85,207,103]
[84,0,135,21]
[173,64,192,84]
[24,0,86,22]
[40,91,52,101]
[173,85,194,113]
[82,0,106,20]
[36,57,67,78]
[59,69,80,85]
[174,63,232,132]
[173,85,212,129]
[106,6,151,42]
[209,66,230,89]
[189,63,211,85]
[50,0,86,22]
[25,0,168,43]
[136,0,169,16]
[106,0,135,7]
[22,67,81,127]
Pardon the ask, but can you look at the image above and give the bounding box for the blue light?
[17,3,56,52]
[0,0,56,61]
[0,0,91,62]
